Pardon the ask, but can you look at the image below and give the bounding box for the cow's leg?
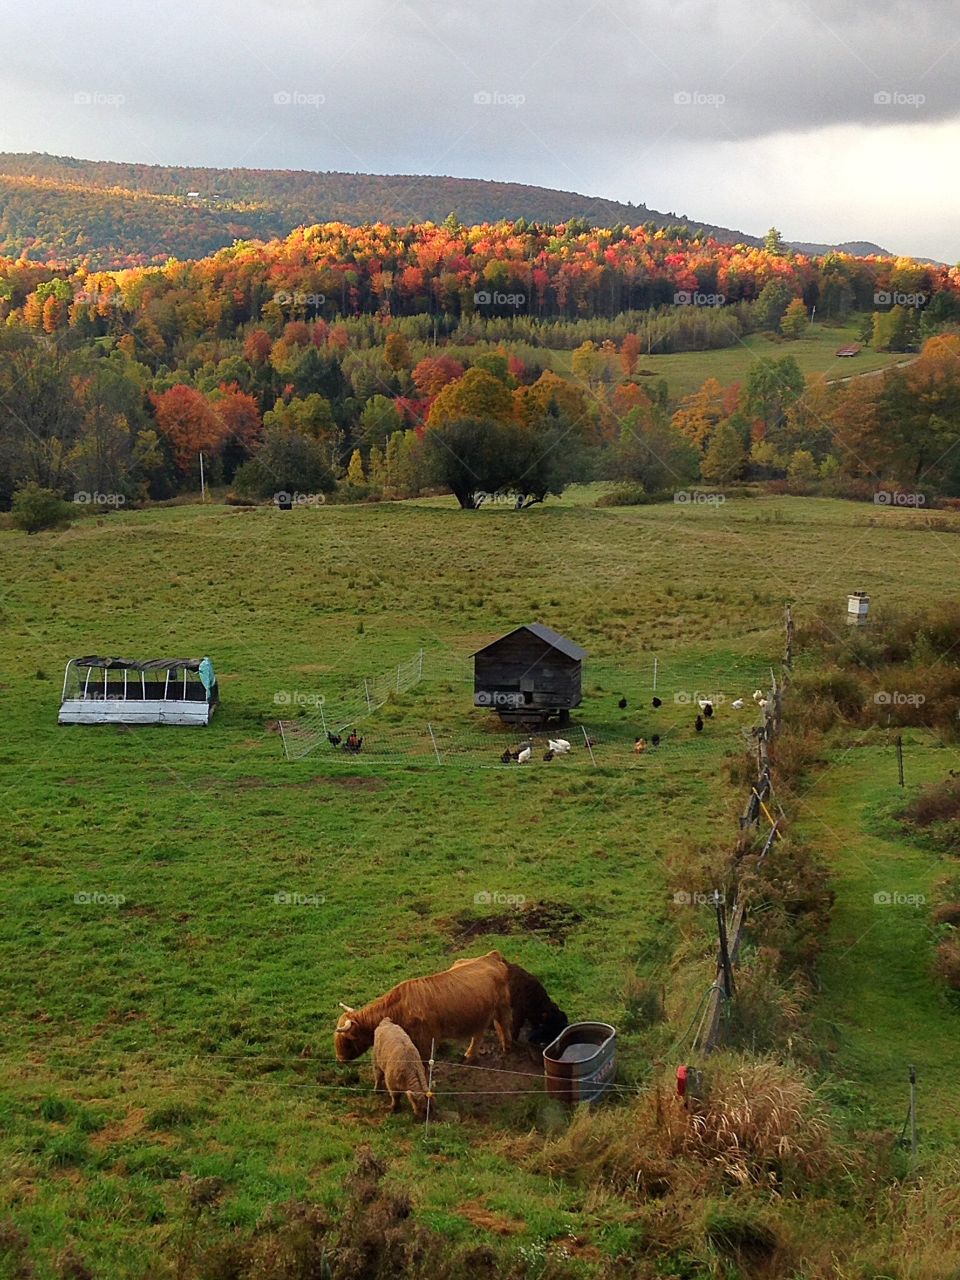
[463,1034,480,1062]
[494,998,512,1053]
[494,1015,511,1054]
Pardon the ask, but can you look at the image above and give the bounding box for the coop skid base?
[58,699,215,726]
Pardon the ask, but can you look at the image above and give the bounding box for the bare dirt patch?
[456,1200,525,1235]
[447,900,584,945]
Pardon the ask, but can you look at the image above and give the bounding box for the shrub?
[11,483,72,533]
[900,778,960,828]
[934,935,960,990]
[594,482,650,507]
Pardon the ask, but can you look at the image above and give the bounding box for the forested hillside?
[0,153,892,268]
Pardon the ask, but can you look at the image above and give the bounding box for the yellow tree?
[384,331,412,372]
[672,377,724,450]
[426,368,515,428]
[513,370,586,427]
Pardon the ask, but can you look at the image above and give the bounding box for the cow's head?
[529,1003,569,1047]
[334,1003,375,1062]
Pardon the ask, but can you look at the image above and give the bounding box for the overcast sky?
[1,0,958,260]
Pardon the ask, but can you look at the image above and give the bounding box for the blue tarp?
[198,656,216,700]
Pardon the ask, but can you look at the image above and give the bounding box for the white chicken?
[731,698,744,710]
[517,746,532,764]
[548,738,572,754]
[753,689,764,703]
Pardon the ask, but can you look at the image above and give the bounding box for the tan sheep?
[372,1018,431,1118]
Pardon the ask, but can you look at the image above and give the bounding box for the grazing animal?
[731,698,744,710]
[543,749,554,762]
[517,746,532,764]
[753,690,764,703]
[698,698,714,718]
[651,697,662,708]
[634,738,646,754]
[327,732,342,747]
[583,736,596,748]
[504,962,568,1046]
[758,698,770,712]
[618,697,628,709]
[335,950,513,1063]
[500,749,512,763]
[651,734,660,747]
[548,738,572,754]
[695,715,704,732]
[372,1019,430,1118]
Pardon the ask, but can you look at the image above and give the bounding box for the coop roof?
[471,624,588,661]
[71,656,204,672]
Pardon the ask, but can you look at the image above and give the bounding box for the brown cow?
[372,1018,430,1118]
[335,950,512,1063]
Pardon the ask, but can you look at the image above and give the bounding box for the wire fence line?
[693,606,793,1055]
[279,645,774,768]
[280,647,470,760]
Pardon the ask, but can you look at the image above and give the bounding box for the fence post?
[715,890,735,999]
[909,1065,918,1157]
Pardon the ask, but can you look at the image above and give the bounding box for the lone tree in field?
[780,298,809,340]
[424,416,584,509]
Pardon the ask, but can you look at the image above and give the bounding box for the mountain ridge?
[0,151,895,267]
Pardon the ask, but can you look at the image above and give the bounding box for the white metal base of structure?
[58,698,215,726]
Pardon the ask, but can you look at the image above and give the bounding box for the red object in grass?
[676,1065,688,1097]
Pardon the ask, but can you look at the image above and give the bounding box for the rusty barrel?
[543,1022,617,1104]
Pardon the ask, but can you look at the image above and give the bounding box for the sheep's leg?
[388,1089,400,1112]
[373,1066,385,1093]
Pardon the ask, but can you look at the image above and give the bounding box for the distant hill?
[0,152,894,268]
[790,239,892,257]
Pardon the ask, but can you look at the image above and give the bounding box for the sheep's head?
[334,1005,374,1061]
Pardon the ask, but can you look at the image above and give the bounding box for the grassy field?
[798,734,960,1144]
[2,492,959,1276]
[446,317,909,400]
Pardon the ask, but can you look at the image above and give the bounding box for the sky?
[1,0,958,260]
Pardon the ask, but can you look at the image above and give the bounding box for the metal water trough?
[543,1021,617,1104]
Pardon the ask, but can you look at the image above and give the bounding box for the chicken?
[651,697,662,708]
[543,749,555,762]
[634,738,646,754]
[618,697,627,709]
[327,732,342,746]
[695,715,704,732]
[548,738,572,754]
[651,734,660,747]
[517,746,532,764]
[731,698,744,710]
[500,749,512,763]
